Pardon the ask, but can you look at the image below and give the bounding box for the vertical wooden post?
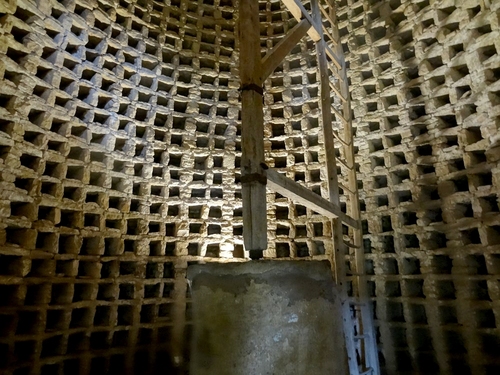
[311,0,343,295]
[330,0,381,369]
[239,0,267,259]
[311,0,360,373]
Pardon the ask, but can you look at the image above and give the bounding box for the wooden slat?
[240,0,267,256]
[336,157,353,170]
[281,0,302,20]
[266,168,359,228]
[325,44,343,69]
[333,129,350,146]
[344,241,360,248]
[327,61,344,81]
[319,3,337,42]
[339,182,355,195]
[312,2,348,324]
[281,0,321,41]
[329,80,347,102]
[332,105,348,124]
[322,24,338,46]
[262,18,311,80]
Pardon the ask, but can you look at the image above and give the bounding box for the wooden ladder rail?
[319,1,380,374]
[306,0,360,373]
[279,0,380,374]
[238,1,380,373]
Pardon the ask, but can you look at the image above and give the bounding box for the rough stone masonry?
[0,0,499,374]
[339,0,500,374]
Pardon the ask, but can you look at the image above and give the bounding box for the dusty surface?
[188,261,347,375]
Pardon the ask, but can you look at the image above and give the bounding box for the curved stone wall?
[0,0,331,374]
[2,0,499,374]
[339,0,500,374]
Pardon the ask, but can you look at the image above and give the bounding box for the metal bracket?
[240,83,264,96]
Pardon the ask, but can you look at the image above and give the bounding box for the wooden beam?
[262,18,311,80]
[266,168,359,229]
[281,0,321,41]
[239,0,267,257]
[281,0,302,20]
[316,48,339,203]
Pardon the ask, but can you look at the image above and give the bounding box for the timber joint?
[241,173,267,185]
[240,83,264,96]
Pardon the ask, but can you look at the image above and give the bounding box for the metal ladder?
[238,1,380,373]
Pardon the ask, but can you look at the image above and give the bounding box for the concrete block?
[188,261,347,375]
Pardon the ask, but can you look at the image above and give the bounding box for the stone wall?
[0,0,332,374]
[338,0,500,374]
[1,0,499,374]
